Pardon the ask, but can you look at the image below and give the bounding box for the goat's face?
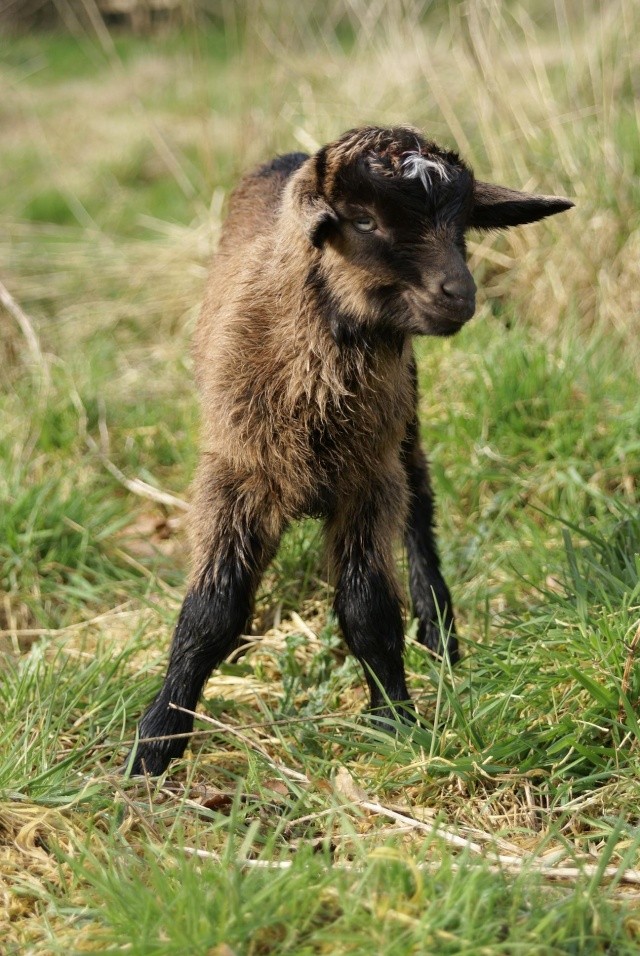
[294,126,573,339]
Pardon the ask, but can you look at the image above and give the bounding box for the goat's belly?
[301,482,337,520]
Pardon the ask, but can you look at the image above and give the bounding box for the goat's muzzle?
[404,268,477,337]
[440,273,477,313]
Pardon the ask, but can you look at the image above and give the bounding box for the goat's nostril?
[441,277,475,300]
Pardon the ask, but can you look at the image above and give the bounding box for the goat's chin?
[403,293,475,338]
[421,317,470,337]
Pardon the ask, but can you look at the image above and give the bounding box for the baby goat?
[130,125,573,775]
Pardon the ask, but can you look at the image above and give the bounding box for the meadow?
[1,1,639,952]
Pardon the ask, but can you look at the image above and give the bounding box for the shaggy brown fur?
[129,125,573,775]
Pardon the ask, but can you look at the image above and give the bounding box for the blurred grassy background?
[1,1,639,952]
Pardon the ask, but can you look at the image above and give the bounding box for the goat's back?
[218,152,309,249]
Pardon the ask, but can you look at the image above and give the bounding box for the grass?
[1,1,639,952]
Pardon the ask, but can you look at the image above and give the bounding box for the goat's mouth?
[403,289,476,337]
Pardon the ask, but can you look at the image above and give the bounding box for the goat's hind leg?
[328,477,414,726]
[129,469,283,776]
[402,417,459,664]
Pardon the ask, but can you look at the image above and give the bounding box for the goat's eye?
[352,216,377,233]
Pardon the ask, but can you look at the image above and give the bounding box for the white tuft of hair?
[401,151,451,191]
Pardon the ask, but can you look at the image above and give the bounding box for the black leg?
[401,413,459,663]
[130,562,254,775]
[327,476,414,723]
[129,471,283,775]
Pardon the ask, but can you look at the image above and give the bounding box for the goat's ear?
[469,181,574,230]
[301,195,339,248]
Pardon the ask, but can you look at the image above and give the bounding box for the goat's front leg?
[327,475,413,724]
[401,415,459,663]
[129,467,283,775]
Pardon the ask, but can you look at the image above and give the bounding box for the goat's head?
[292,125,573,338]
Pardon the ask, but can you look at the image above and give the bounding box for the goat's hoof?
[124,745,173,777]
[368,701,417,734]
[417,619,459,664]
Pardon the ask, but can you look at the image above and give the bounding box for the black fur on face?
[311,129,478,338]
